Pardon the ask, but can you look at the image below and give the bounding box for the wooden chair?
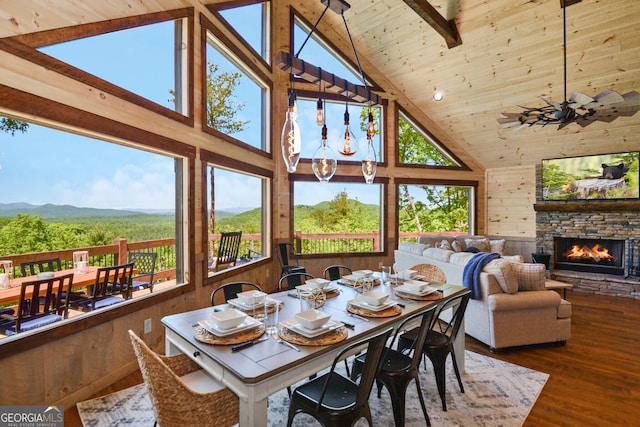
[350,305,438,427]
[128,252,157,292]
[210,231,242,272]
[128,330,239,427]
[278,272,315,291]
[398,289,472,411]
[286,327,394,427]
[2,273,73,335]
[20,258,62,276]
[81,263,134,311]
[276,243,306,277]
[210,282,261,306]
[409,263,447,283]
[323,264,352,281]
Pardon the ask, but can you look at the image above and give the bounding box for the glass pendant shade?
[362,138,377,184]
[338,108,358,157]
[281,91,301,173]
[312,125,337,182]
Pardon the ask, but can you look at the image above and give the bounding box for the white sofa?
[394,235,572,351]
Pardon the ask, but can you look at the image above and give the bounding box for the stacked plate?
[395,280,439,296]
[198,310,260,337]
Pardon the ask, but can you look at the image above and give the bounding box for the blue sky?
[0,5,385,211]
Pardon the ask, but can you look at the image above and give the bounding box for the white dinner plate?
[348,298,397,312]
[280,318,344,338]
[395,284,439,297]
[198,316,260,337]
[227,297,276,310]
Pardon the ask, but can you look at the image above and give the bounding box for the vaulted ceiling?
[1,0,638,171]
[301,0,640,170]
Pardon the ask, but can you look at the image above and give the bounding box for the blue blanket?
[463,252,501,299]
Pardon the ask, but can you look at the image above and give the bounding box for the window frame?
[200,150,273,284]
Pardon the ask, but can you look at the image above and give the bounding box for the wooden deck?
[63,290,640,426]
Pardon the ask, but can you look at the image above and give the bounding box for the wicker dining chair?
[409,263,447,283]
[128,330,239,427]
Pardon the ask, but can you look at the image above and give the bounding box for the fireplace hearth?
[554,237,625,275]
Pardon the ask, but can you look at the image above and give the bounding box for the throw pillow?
[450,252,475,266]
[437,239,453,251]
[484,258,518,294]
[489,239,506,255]
[510,262,546,291]
[451,240,464,252]
[465,237,490,252]
[502,255,524,263]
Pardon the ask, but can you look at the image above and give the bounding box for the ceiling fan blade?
[497,113,523,128]
[612,91,640,116]
[541,97,562,110]
[568,91,594,108]
[583,89,625,109]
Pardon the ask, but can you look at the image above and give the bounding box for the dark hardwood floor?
[64,290,640,426]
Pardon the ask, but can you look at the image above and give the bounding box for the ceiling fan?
[497,2,639,130]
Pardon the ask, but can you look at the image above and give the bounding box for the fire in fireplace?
[554,237,625,275]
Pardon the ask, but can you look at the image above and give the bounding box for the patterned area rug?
[77,350,548,427]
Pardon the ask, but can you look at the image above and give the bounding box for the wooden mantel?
[534,201,640,212]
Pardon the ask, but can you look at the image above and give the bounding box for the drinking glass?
[382,265,392,285]
[265,298,279,335]
[253,299,268,324]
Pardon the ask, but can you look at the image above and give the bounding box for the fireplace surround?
[554,237,624,276]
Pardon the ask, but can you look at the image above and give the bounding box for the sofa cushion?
[450,252,476,266]
[465,237,490,252]
[451,240,464,252]
[424,247,454,263]
[510,262,546,291]
[398,242,428,256]
[484,258,518,294]
[489,239,506,255]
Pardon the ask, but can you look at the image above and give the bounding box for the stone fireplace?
[534,167,640,298]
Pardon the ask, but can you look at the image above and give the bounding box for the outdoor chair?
[286,327,394,427]
[397,289,472,411]
[323,264,352,281]
[20,258,62,276]
[409,263,447,283]
[350,305,438,427]
[278,272,315,291]
[210,281,262,306]
[209,231,242,272]
[2,273,73,335]
[276,243,306,277]
[81,263,134,311]
[128,252,157,292]
[128,330,239,427]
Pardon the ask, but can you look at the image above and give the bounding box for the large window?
[397,183,474,242]
[292,180,384,254]
[204,159,271,277]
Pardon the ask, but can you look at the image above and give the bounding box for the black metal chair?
[286,327,394,427]
[210,282,262,306]
[276,243,306,277]
[350,305,438,427]
[323,264,352,281]
[2,273,73,335]
[278,272,315,291]
[210,231,243,272]
[82,263,134,311]
[20,258,62,276]
[397,289,472,411]
[128,252,157,292]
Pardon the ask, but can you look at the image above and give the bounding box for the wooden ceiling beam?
[402,0,462,48]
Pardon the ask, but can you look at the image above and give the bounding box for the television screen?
[542,152,639,201]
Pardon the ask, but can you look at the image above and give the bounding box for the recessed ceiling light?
[433,91,444,101]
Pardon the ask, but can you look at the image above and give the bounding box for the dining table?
[161,277,467,427]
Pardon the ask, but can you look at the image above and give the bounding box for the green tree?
[0,214,51,255]
[0,117,29,136]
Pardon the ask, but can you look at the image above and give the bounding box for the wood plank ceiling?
[1,0,638,170]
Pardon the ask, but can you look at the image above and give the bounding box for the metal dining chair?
[323,264,352,281]
[128,252,157,292]
[210,282,262,306]
[278,272,315,291]
[20,258,62,276]
[286,327,394,427]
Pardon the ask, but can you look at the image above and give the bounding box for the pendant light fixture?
[281,87,301,173]
[338,100,359,157]
[316,69,324,126]
[312,86,337,182]
[361,108,377,183]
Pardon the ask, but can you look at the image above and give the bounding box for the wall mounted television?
[542,151,639,201]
